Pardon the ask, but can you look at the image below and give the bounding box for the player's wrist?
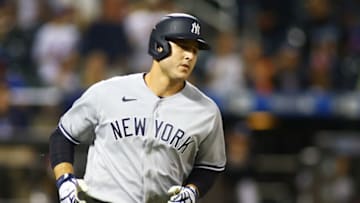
[185,184,199,198]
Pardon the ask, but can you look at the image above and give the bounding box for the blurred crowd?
[0,0,360,202]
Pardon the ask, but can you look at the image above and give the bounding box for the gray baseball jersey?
[59,73,226,203]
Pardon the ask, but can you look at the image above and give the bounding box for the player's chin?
[178,65,193,75]
[175,69,192,80]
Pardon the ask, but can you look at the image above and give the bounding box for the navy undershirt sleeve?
[49,128,75,169]
[186,168,221,197]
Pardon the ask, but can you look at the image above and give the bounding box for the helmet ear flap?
[148,29,171,61]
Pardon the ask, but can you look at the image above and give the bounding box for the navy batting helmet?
[148,13,210,61]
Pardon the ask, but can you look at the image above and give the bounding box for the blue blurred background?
[1,0,360,202]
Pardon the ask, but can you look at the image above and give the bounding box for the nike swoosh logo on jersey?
[122,96,137,102]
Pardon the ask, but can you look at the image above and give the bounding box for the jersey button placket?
[154,100,161,118]
[143,100,161,202]
[146,100,161,153]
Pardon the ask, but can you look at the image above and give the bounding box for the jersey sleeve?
[195,108,226,172]
[58,84,100,144]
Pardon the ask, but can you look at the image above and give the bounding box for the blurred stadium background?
[1,0,360,202]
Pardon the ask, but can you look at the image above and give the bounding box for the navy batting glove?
[167,185,199,203]
[56,173,78,203]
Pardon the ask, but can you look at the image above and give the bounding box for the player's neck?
[144,69,185,98]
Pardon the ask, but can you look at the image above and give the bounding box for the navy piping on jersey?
[59,123,81,145]
[194,164,225,172]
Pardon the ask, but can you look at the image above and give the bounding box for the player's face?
[158,39,199,81]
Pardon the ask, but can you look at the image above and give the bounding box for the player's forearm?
[49,127,76,178]
[186,168,220,198]
[53,162,75,179]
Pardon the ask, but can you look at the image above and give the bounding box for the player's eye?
[172,40,199,53]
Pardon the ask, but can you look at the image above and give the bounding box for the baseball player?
[49,13,226,203]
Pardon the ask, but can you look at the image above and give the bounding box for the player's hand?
[56,174,88,203]
[167,185,198,203]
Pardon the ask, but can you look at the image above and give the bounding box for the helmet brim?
[165,34,211,50]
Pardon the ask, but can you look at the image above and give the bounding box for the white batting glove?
[56,174,87,203]
[167,185,199,203]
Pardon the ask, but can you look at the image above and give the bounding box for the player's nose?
[184,50,196,61]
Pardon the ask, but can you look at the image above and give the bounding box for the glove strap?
[56,173,76,189]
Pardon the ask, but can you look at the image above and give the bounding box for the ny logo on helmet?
[191,22,200,35]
